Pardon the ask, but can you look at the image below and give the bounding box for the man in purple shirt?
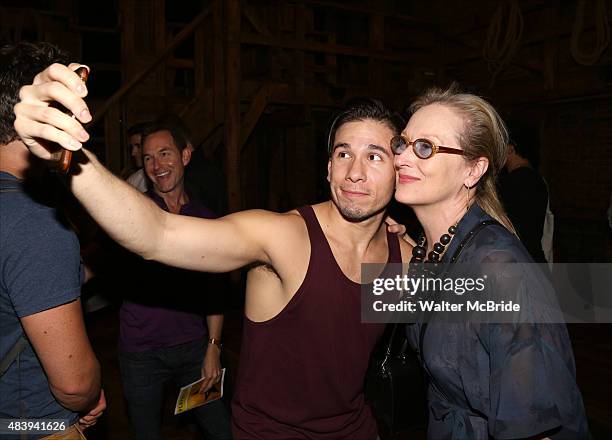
[118,118,231,440]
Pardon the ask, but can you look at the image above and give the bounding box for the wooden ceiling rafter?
[240,32,428,63]
[299,0,429,25]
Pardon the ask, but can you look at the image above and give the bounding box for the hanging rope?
[570,0,610,65]
[482,0,524,87]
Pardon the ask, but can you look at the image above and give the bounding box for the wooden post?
[295,3,306,97]
[118,0,136,168]
[326,33,337,85]
[120,0,136,79]
[153,0,166,98]
[104,103,123,173]
[369,13,384,95]
[194,25,206,95]
[213,0,225,123]
[240,83,276,150]
[225,0,241,213]
[297,105,315,205]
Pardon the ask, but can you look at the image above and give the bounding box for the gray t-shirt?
[0,172,81,435]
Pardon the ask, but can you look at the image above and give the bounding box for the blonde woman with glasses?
[392,86,590,440]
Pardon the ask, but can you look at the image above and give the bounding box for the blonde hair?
[409,84,516,234]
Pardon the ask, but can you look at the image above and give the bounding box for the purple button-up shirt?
[119,190,217,352]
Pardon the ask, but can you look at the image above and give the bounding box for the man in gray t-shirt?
[0,42,105,439]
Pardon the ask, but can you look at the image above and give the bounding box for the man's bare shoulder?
[223,208,308,251]
[229,208,304,229]
[268,209,309,242]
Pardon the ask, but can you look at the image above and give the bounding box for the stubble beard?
[335,197,384,222]
[338,204,367,221]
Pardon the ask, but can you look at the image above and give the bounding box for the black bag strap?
[379,321,408,368]
[0,179,22,193]
[0,335,28,377]
[418,219,501,399]
[0,177,22,184]
[384,322,400,354]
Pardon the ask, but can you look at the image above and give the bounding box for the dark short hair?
[127,121,154,137]
[141,115,190,152]
[156,113,192,144]
[507,120,540,168]
[0,42,69,145]
[327,97,403,156]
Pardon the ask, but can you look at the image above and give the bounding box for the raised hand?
[13,63,92,160]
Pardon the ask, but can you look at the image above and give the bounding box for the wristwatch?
[208,338,223,349]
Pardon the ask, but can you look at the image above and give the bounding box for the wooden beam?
[325,33,337,85]
[193,120,222,149]
[295,2,307,97]
[213,0,224,123]
[167,58,195,69]
[194,25,206,94]
[243,5,272,36]
[120,0,136,80]
[179,89,216,146]
[301,0,427,25]
[71,24,119,34]
[225,0,241,212]
[153,0,166,98]
[202,124,225,157]
[369,13,385,94]
[240,32,428,63]
[179,89,213,118]
[239,80,371,107]
[240,83,277,150]
[104,103,122,173]
[90,4,213,125]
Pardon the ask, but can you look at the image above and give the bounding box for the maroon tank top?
[232,206,402,439]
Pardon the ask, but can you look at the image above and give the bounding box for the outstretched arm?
[14,63,273,272]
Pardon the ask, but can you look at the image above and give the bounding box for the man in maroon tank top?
[14,68,413,439]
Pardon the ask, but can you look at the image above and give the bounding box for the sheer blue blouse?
[406,204,590,439]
